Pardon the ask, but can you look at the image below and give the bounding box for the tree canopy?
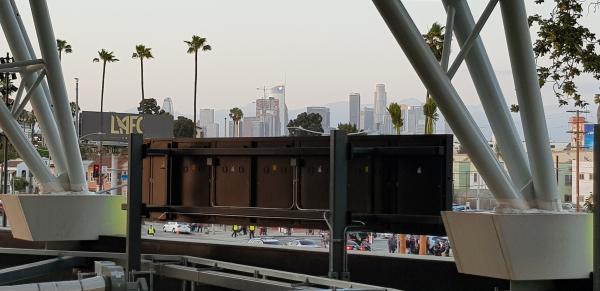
[337,123,358,133]
[287,112,324,136]
[228,107,244,122]
[137,98,165,115]
[173,116,194,138]
[387,103,404,135]
[529,0,600,107]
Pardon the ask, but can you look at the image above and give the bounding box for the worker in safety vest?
[147,225,155,236]
[232,224,239,237]
[248,225,256,239]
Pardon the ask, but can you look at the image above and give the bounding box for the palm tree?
[228,107,243,137]
[387,103,404,135]
[56,39,72,61]
[422,22,445,134]
[185,35,212,136]
[132,44,154,101]
[93,50,119,115]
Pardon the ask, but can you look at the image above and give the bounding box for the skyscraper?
[374,84,387,128]
[361,107,375,131]
[307,106,330,133]
[349,93,360,128]
[197,109,220,137]
[256,97,280,137]
[404,105,426,134]
[162,97,174,116]
[268,85,288,136]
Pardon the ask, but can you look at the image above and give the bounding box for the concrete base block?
[442,211,592,280]
[1,194,126,241]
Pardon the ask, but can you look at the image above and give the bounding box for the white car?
[287,239,320,248]
[162,222,191,234]
[248,238,282,245]
[379,233,393,239]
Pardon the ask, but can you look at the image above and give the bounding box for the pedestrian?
[241,226,247,236]
[249,225,256,239]
[147,225,155,236]
[388,235,397,253]
[232,224,239,237]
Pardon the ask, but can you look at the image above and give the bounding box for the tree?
[69,101,80,118]
[387,103,404,135]
[13,177,28,192]
[185,35,212,136]
[423,97,439,134]
[337,123,358,133]
[56,39,72,61]
[132,44,154,101]
[287,112,323,136]
[92,49,119,115]
[529,0,600,107]
[510,104,520,113]
[173,116,194,138]
[422,22,445,134]
[137,98,165,115]
[228,107,243,137]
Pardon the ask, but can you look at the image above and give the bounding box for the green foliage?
[287,112,324,136]
[423,98,439,134]
[228,107,244,122]
[69,102,80,118]
[185,35,212,54]
[137,98,165,115]
[386,103,404,135]
[132,44,153,60]
[510,104,520,113]
[337,123,358,133]
[36,147,49,158]
[529,0,600,107]
[173,116,195,138]
[422,22,445,61]
[56,39,72,61]
[93,49,119,64]
[13,177,28,191]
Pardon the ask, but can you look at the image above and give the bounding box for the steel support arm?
[373,0,527,209]
[440,4,455,72]
[0,1,69,179]
[499,0,560,211]
[29,0,88,192]
[0,256,86,285]
[443,0,535,206]
[13,70,46,118]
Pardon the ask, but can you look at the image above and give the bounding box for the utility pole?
[1,52,15,195]
[567,109,589,212]
[224,117,227,137]
[74,78,79,141]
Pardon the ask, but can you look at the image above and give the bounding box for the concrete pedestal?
[0,194,126,241]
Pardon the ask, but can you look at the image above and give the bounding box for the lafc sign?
[110,114,143,134]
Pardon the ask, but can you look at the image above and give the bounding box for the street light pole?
[74,78,79,141]
[2,52,12,195]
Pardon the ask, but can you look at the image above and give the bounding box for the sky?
[1,0,599,121]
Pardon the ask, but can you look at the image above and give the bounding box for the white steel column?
[443,0,536,206]
[499,0,561,211]
[0,1,69,178]
[373,0,528,209]
[111,152,118,195]
[28,0,88,192]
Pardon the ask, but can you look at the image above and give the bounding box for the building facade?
[361,107,375,131]
[373,84,387,128]
[268,85,288,136]
[256,97,280,137]
[349,93,360,128]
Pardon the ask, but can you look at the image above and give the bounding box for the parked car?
[379,233,393,239]
[562,203,576,212]
[345,240,371,251]
[287,239,320,248]
[452,204,471,212]
[162,222,191,234]
[427,236,450,256]
[248,237,282,245]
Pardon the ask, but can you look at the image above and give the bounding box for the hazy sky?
[2,0,599,119]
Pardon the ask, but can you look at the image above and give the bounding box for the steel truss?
[373,0,560,210]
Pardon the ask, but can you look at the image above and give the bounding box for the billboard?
[584,123,594,149]
[80,111,174,142]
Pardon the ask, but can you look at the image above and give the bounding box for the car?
[287,239,320,248]
[248,237,282,245]
[562,203,576,212]
[162,222,191,234]
[379,233,394,239]
[452,204,471,212]
[346,240,371,251]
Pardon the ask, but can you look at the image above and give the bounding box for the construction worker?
[147,225,155,236]
[232,224,239,237]
[248,225,256,239]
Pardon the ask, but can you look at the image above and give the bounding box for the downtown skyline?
[0,0,597,121]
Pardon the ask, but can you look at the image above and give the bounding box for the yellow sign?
[110,114,144,134]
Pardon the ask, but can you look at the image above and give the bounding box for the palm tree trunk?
[58,50,62,62]
[99,61,107,191]
[193,50,198,137]
[140,58,145,100]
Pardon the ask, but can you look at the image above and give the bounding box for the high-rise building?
[374,84,387,128]
[162,97,174,116]
[404,105,426,134]
[361,107,375,131]
[349,93,360,128]
[268,85,288,136]
[256,97,280,137]
[241,117,265,137]
[308,106,330,133]
[196,109,220,137]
